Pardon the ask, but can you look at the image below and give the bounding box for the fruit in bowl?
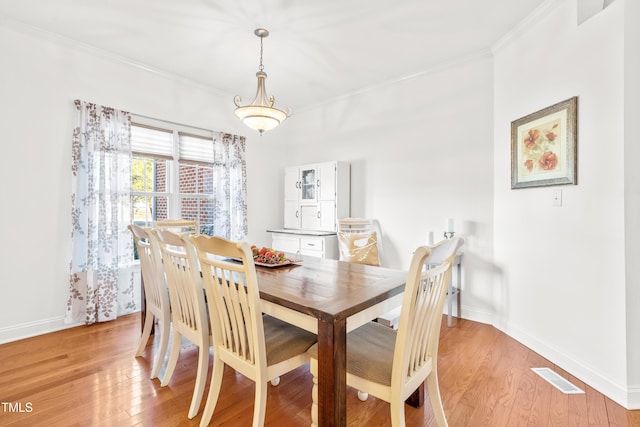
[250,245,287,264]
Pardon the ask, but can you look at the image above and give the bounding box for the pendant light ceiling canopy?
[234,28,291,135]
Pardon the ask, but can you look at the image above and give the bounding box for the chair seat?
[264,315,317,366]
[309,321,396,386]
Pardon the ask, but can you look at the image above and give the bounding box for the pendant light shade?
[234,29,291,135]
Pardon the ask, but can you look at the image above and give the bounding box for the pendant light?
[234,28,291,135]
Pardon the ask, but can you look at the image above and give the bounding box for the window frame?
[130,116,216,230]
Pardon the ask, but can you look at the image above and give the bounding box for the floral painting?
[511,97,577,189]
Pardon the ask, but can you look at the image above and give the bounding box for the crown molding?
[0,13,233,99]
[297,48,493,113]
[491,0,565,55]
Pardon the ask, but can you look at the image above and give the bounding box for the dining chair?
[309,238,463,427]
[190,235,317,427]
[338,217,400,331]
[378,236,465,329]
[128,224,171,381]
[153,218,199,235]
[150,228,210,420]
[337,217,381,266]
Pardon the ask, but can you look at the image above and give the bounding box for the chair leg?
[200,356,224,427]
[426,372,448,427]
[135,310,154,357]
[187,343,210,419]
[390,394,406,427]
[161,330,182,387]
[310,358,318,427]
[150,318,170,380]
[252,380,268,427]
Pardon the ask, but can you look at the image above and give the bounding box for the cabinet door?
[300,167,317,202]
[318,201,336,231]
[284,167,299,201]
[300,205,320,230]
[318,162,336,201]
[284,200,300,229]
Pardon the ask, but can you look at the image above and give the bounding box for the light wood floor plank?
[0,314,638,426]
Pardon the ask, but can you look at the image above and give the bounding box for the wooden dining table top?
[254,256,408,323]
[253,255,408,426]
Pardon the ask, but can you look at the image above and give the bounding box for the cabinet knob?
[317,211,321,219]
[296,210,299,218]
[317,180,320,187]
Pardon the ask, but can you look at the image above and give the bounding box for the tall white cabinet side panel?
[336,162,351,221]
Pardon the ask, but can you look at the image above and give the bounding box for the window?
[131,119,217,235]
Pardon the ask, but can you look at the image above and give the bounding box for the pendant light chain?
[259,35,264,72]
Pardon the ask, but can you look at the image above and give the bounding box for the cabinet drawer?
[271,235,300,254]
[300,237,323,253]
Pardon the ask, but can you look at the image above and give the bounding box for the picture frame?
[511,97,578,189]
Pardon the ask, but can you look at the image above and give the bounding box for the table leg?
[406,383,425,407]
[317,318,347,427]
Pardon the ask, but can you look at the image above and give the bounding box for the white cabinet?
[283,161,349,232]
[268,229,338,260]
[270,233,301,255]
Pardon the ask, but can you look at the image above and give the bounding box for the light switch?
[552,189,562,207]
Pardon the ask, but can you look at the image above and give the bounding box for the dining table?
[254,255,411,427]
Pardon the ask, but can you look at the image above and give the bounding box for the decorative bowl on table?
[250,245,301,268]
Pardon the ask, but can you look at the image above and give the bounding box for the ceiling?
[0,0,547,111]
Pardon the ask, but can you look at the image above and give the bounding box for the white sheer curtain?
[213,132,248,241]
[67,100,136,325]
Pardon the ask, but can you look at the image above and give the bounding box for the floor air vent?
[531,368,585,394]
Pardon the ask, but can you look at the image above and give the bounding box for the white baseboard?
[459,305,494,325]
[0,316,81,345]
[498,320,638,410]
[627,385,640,410]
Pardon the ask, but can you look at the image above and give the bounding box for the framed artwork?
[511,97,578,189]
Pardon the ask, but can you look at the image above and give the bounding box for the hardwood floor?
[1,314,638,426]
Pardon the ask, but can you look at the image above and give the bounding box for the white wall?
[0,20,282,342]
[493,0,635,408]
[277,54,496,324]
[623,0,640,408]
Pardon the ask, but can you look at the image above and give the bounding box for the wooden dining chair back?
[426,237,463,268]
[309,238,463,427]
[190,235,317,427]
[153,218,199,235]
[337,217,381,266]
[128,224,171,381]
[150,228,210,420]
